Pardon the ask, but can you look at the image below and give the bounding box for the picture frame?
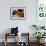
[36,0,46,26]
[10,7,26,20]
[37,0,46,19]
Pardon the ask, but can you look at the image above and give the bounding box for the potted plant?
[33,32,46,43]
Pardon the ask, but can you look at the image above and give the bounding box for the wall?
[0,0,36,42]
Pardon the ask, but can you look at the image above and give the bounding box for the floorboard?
[0,42,46,46]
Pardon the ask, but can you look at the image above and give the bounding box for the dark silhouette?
[12,10,17,15]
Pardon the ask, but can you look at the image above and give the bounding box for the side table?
[4,33,18,46]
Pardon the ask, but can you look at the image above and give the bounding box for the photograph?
[10,7,26,20]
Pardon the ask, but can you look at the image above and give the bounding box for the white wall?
[0,0,37,42]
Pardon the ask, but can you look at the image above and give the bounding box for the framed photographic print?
[37,0,46,19]
[10,7,26,20]
[36,0,46,26]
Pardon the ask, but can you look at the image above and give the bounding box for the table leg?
[17,34,18,46]
[5,34,7,46]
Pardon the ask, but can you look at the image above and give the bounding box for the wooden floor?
[0,42,46,46]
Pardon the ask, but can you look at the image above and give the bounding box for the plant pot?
[37,39,40,46]
[37,39,40,43]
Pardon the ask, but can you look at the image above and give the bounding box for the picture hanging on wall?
[37,0,46,19]
[10,7,26,20]
[36,0,46,27]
